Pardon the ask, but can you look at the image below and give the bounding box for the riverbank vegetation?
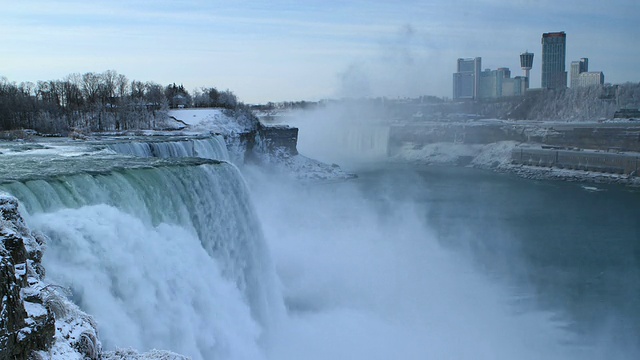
[0,70,243,134]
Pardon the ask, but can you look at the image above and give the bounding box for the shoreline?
[391,140,640,187]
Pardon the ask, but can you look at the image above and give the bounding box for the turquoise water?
[2,143,637,358]
[355,165,640,356]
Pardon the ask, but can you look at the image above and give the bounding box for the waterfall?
[0,157,281,360]
[341,125,390,160]
[296,123,390,166]
[107,135,230,162]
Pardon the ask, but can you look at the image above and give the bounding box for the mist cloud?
[337,24,451,99]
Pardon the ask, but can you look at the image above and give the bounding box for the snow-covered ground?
[169,108,252,135]
[393,140,640,186]
[251,147,356,181]
[394,141,518,169]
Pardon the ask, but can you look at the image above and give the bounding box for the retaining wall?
[512,148,640,175]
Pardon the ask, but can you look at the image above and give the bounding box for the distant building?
[479,68,509,98]
[520,51,534,89]
[570,58,605,87]
[502,76,528,97]
[570,58,588,87]
[478,67,526,98]
[541,32,567,89]
[453,57,481,99]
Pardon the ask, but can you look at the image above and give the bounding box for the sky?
[1,0,639,104]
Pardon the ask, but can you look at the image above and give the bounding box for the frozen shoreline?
[392,141,640,186]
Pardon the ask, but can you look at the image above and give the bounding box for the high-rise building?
[453,57,481,99]
[478,67,526,98]
[570,58,588,88]
[570,58,605,87]
[541,32,567,89]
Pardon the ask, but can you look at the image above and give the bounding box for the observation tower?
[520,51,534,79]
[520,51,534,89]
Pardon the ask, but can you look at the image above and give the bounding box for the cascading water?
[106,135,230,162]
[295,124,390,166]
[0,155,282,360]
[3,124,635,360]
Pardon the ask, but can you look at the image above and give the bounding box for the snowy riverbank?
[393,140,640,186]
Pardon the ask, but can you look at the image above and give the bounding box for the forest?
[0,70,242,135]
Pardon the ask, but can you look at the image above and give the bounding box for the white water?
[107,135,230,161]
[1,161,282,360]
[296,123,390,166]
[281,106,390,167]
[30,205,263,360]
[0,127,615,359]
[246,169,589,360]
[245,107,604,360]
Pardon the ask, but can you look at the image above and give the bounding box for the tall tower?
[520,51,534,89]
[541,31,567,89]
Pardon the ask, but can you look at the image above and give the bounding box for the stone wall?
[389,123,526,148]
[512,148,640,175]
[532,126,640,152]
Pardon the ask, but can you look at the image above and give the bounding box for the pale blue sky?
[2,0,639,103]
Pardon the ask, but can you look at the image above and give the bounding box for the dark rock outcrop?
[1,195,104,360]
[0,195,55,359]
[255,123,299,155]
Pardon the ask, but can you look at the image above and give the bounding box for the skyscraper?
[541,32,567,89]
[453,57,481,99]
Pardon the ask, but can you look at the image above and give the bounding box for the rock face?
[0,194,205,360]
[248,123,355,180]
[255,123,299,156]
[0,194,103,360]
[0,195,56,359]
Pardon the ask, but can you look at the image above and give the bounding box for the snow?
[103,348,190,360]
[14,263,26,277]
[581,185,605,192]
[169,108,248,135]
[393,141,518,169]
[395,142,483,164]
[471,141,520,169]
[251,147,356,181]
[23,301,48,317]
[390,139,640,185]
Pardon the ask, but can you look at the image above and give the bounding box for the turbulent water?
[105,135,230,162]
[1,133,639,360]
[0,152,280,360]
[247,164,640,360]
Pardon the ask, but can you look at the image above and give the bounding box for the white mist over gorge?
[2,1,640,359]
[2,102,639,359]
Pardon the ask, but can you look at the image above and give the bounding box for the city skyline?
[1,0,639,103]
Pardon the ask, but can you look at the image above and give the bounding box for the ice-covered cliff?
[0,194,192,359]
[0,194,99,359]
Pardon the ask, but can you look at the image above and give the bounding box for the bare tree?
[81,72,101,105]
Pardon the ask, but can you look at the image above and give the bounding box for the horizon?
[2,0,639,104]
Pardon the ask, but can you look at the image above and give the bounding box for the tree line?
[0,70,242,134]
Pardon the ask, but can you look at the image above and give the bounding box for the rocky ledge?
[0,194,188,360]
[1,194,100,360]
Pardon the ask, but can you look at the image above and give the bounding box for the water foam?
[107,136,230,162]
[1,161,282,359]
